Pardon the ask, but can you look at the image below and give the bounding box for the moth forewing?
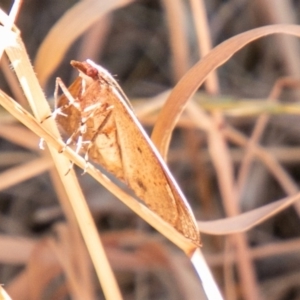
[87,60,200,245]
[114,92,200,242]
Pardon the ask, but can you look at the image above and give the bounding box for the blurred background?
[1,0,300,299]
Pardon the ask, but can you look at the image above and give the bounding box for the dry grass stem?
[0,17,123,300]
[161,0,190,80]
[189,0,219,94]
[151,24,300,159]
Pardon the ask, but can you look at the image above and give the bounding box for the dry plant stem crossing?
[225,126,298,196]
[185,103,260,299]
[237,78,300,213]
[151,26,300,298]
[0,88,198,252]
[2,28,123,300]
[211,113,260,300]
[5,75,300,298]
[160,0,190,81]
[151,24,300,159]
[0,55,219,297]
[189,0,219,94]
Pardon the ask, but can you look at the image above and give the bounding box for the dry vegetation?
[1,0,300,299]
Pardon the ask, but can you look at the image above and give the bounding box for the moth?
[55,59,200,245]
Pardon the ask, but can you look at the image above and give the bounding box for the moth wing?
[110,90,200,244]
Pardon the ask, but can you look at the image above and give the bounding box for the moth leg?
[62,108,99,175]
[60,119,88,174]
[46,77,82,124]
[40,78,75,123]
[65,100,104,170]
[41,78,78,124]
[64,132,84,175]
[82,108,114,174]
[55,77,80,109]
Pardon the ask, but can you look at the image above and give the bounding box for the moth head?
[70,60,98,85]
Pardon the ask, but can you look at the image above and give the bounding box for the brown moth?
[55,59,200,245]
